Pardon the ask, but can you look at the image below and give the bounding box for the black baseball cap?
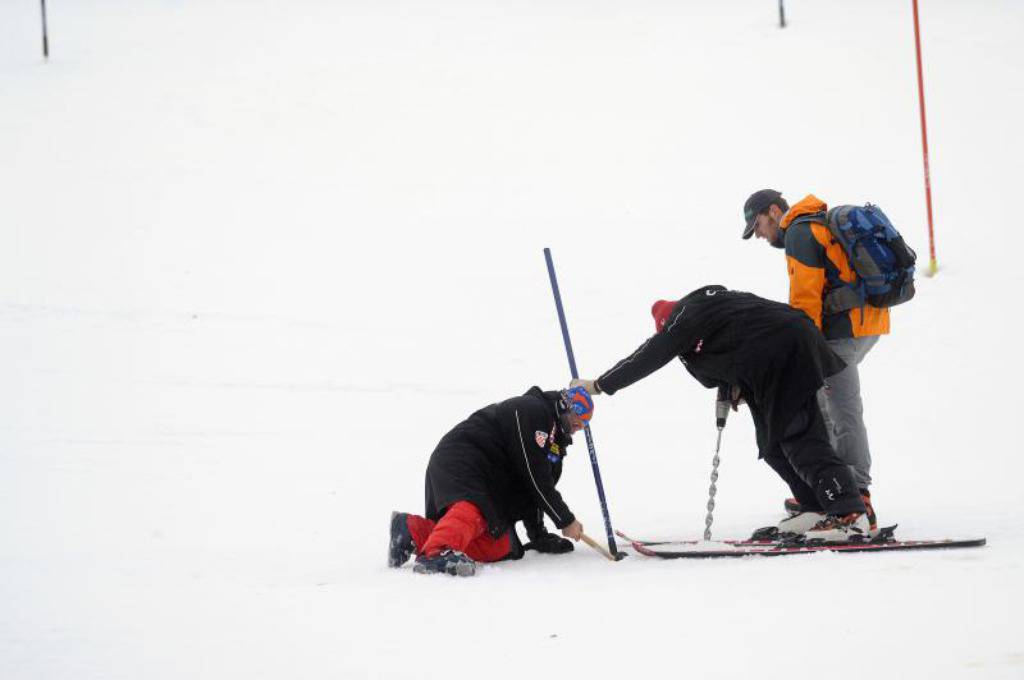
[742,189,785,239]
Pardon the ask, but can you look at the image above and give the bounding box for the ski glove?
[523,532,574,554]
[570,378,601,395]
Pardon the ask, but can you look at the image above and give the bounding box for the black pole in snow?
[41,0,49,58]
[779,0,786,28]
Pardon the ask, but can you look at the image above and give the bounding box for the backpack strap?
[785,211,827,231]
[786,210,862,314]
[817,207,867,315]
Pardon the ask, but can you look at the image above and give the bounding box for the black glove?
[524,532,574,554]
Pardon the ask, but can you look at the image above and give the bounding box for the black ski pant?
[762,397,865,516]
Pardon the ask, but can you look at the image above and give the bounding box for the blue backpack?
[821,203,917,314]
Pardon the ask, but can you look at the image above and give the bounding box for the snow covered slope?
[1,1,1021,678]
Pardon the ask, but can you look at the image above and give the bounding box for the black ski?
[615,529,772,547]
[619,527,985,559]
[629,537,985,558]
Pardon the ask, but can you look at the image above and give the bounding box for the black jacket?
[425,387,576,538]
[597,285,846,454]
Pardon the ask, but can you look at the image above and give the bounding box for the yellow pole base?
[927,258,938,277]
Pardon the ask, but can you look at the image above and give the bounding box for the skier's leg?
[780,398,865,516]
[821,336,879,490]
[405,514,436,554]
[419,500,507,559]
[463,531,512,563]
[762,445,821,511]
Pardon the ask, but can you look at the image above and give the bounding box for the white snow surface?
[2,1,1023,678]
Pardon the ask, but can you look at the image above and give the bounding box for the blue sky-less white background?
[2,1,1022,678]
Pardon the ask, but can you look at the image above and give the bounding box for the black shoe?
[413,549,476,577]
[523,532,574,554]
[388,511,415,568]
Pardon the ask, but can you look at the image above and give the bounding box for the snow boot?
[388,511,416,568]
[413,549,476,577]
[777,511,826,536]
[803,512,872,543]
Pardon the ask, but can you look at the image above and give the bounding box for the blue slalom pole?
[543,248,624,560]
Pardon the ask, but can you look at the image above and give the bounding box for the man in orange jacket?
[743,189,884,534]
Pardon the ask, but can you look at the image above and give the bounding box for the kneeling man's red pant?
[405,501,510,562]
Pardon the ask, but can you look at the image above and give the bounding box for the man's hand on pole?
[561,519,584,541]
[570,378,601,395]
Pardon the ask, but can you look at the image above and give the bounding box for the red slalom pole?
[912,0,938,276]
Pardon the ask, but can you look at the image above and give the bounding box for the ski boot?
[803,512,871,544]
[777,510,827,536]
[860,490,879,536]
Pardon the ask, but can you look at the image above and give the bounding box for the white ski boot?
[777,511,826,536]
[803,512,872,543]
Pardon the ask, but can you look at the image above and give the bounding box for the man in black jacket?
[572,285,871,542]
[388,386,592,576]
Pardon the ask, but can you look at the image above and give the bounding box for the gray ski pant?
[817,335,880,491]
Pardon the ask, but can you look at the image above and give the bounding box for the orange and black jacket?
[781,195,890,340]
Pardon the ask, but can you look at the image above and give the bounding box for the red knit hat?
[651,299,676,333]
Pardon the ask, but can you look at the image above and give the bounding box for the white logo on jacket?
[535,431,548,447]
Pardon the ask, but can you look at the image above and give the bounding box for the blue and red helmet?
[560,386,595,423]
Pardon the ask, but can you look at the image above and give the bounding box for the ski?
[619,527,986,559]
[615,529,775,547]
[628,537,986,558]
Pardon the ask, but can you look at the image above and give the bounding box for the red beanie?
[651,299,676,333]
